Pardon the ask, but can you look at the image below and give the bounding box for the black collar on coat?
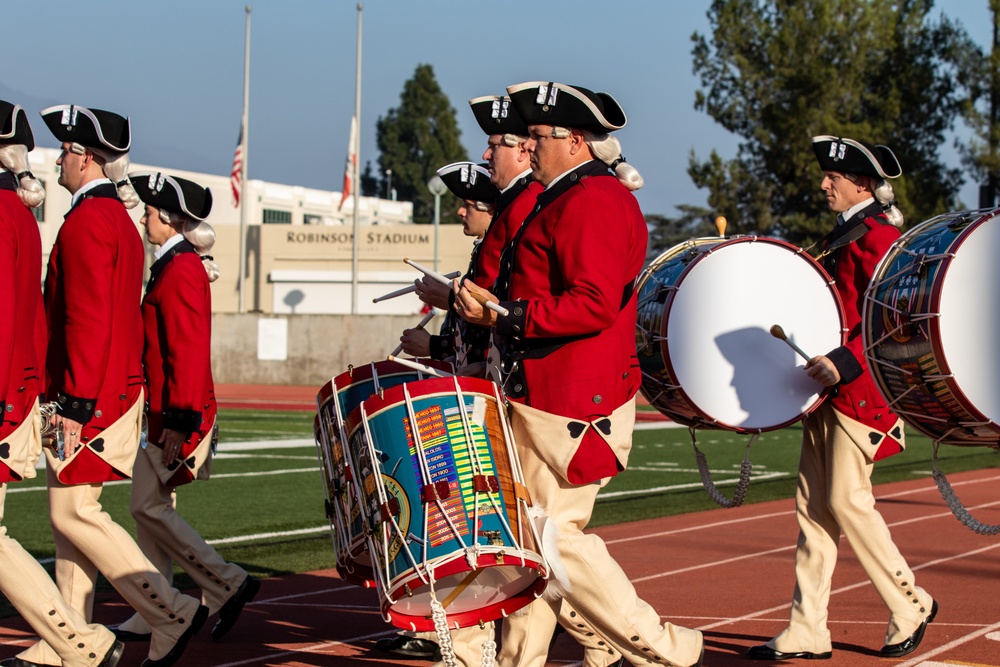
[819,200,888,272]
[145,239,197,295]
[0,171,17,192]
[493,173,532,220]
[65,182,121,218]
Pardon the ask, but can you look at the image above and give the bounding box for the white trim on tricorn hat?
[40,104,131,153]
[506,81,626,133]
[811,135,901,179]
[436,161,499,204]
[0,101,35,151]
[130,171,213,221]
[468,95,529,137]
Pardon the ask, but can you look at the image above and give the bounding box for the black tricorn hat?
[0,101,34,150]
[506,81,627,133]
[812,135,901,179]
[436,162,499,204]
[40,104,131,153]
[130,172,213,221]
[469,95,529,137]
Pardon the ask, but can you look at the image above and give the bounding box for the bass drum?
[865,208,1000,447]
[636,236,845,432]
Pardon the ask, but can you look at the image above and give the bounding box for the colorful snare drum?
[636,236,845,432]
[865,208,1000,447]
[315,358,454,586]
[345,376,546,631]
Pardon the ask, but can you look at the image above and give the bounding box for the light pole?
[385,168,392,200]
[427,175,447,272]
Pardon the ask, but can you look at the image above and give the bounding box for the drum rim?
[864,208,1000,440]
[344,375,500,432]
[333,358,454,390]
[639,235,846,433]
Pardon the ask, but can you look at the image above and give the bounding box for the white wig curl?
[0,144,45,208]
[157,208,221,282]
[581,130,643,191]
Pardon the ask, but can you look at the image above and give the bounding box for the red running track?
[1,468,998,666]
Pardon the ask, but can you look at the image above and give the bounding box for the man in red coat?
[0,101,124,667]
[14,105,206,667]
[748,137,936,661]
[456,81,703,667]
[109,171,260,646]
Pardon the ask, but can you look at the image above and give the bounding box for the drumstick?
[373,271,462,303]
[769,324,812,362]
[387,354,454,377]
[390,311,436,357]
[440,567,484,610]
[404,258,510,317]
[715,215,727,237]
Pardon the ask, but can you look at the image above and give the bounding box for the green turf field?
[2,407,997,616]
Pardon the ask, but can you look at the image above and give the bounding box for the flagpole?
[350,2,363,314]
[238,5,252,314]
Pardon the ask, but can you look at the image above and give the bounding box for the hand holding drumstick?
[769,324,840,387]
[454,278,502,327]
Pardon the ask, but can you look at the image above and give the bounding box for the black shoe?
[211,575,261,641]
[98,641,125,667]
[374,635,440,658]
[747,644,832,660]
[140,605,208,667]
[0,659,56,667]
[111,627,151,643]
[879,600,938,658]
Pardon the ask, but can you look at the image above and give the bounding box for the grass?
[1,407,997,618]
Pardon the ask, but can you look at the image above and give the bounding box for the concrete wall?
[211,312,447,386]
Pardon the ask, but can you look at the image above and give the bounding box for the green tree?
[360,160,379,198]
[690,0,968,247]
[374,64,468,223]
[955,0,1000,207]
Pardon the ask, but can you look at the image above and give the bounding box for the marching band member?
[399,162,497,364]
[455,81,704,667]
[109,172,259,645]
[474,92,625,667]
[0,101,124,667]
[748,136,936,660]
[14,105,206,667]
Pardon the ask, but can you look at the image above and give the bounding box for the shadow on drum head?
[714,326,821,431]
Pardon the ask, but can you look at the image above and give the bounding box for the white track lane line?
[898,619,1000,667]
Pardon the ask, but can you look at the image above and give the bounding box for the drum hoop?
[864,209,1000,436]
[648,236,846,433]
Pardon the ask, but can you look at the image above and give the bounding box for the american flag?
[231,124,243,207]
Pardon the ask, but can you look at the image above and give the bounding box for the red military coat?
[821,200,903,460]
[142,240,216,484]
[44,183,145,481]
[0,180,43,481]
[494,160,646,483]
[474,173,541,289]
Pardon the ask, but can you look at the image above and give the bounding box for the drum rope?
[690,426,756,508]
[931,441,1000,535]
[429,594,458,667]
[481,622,498,667]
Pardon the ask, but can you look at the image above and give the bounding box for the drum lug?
[482,530,503,547]
[404,583,413,598]
[495,550,506,565]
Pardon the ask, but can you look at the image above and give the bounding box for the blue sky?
[3,0,991,219]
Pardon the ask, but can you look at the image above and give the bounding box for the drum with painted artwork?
[636,236,845,432]
[345,375,546,631]
[865,208,1000,447]
[315,358,454,587]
